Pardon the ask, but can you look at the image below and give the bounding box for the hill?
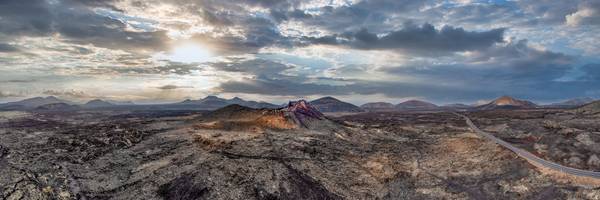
[309,97,362,113]
[177,96,279,110]
[395,100,438,111]
[0,96,75,109]
[575,100,600,114]
[548,97,595,108]
[84,99,115,108]
[477,96,537,110]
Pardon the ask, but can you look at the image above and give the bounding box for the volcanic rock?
[576,100,600,114]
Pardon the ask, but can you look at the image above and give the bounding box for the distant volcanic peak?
[493,96,519,105]
[476,95,537,110]
[285,100,325,119]
[491,96,536,106]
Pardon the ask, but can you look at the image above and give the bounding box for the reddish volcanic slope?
[284,100,325,127]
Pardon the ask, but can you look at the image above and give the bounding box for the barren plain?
[1,108,600,199]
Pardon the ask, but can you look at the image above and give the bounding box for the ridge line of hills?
[0,95,598,112]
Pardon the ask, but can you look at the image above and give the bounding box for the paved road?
[455,113,600,179]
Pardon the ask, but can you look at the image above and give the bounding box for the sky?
[0,0,599,105]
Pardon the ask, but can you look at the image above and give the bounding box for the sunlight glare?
[165,43,213,63]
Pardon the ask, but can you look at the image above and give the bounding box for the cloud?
[1,0,599,103]
[0,91,21,98]
[306,23,505,56]
[0,0,169,52]
[42,89,94,99]
[0,43,19,52]
[566,1,600,26]
[214,39,584,102]
[156,85,193,90]
[516,0,582,24]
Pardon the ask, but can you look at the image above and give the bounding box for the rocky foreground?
[1,106,600,199]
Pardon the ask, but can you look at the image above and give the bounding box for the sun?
[164,42,213,63]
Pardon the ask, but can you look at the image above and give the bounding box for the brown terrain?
[1,101,600,199]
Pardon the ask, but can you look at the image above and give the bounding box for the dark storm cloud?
[306,23,505,55]
[0,0,168,52]
[215,39,588,102]
[377,40,582,101]
[208,57,488,100]
[0,43,19,52]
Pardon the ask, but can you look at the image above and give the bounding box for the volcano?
[477,96,537,110]
[197,100,331,131]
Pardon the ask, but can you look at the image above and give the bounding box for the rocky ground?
[1,109,600,199]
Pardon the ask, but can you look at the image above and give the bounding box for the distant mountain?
[548,97,595,108]
[83,99,115,108]
[35,103,80,111]
[176,96,279,110]
[477,96,537,110]
[395,100,438,111]
[309,97,363,113]
[0,96,75,109]
[360,102,395,112]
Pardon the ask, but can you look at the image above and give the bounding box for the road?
[455,113,600,179]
